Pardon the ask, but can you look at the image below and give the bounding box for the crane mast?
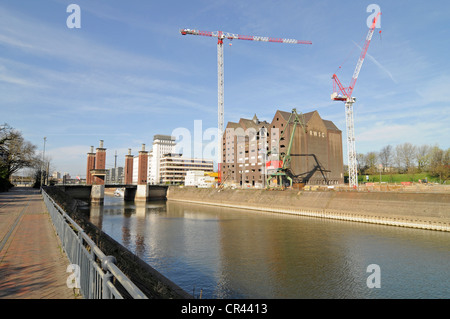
[331,12,381,189]
[217,32,224,179]
[180,28,311,185]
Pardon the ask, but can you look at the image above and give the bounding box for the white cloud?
[46,145,88,175]
[352,40,397,84]
[0,5,180,73]
[416,75,450,103]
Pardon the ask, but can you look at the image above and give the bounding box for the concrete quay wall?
[167,187,450,232]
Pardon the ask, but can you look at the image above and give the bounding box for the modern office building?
[129,134,213,185]
[149,135,176,184]
[159,153,214,184]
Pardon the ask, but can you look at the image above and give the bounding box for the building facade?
[129,134,213,185]
[159,153,214,184]
[106,167,124,184]
[149,135,176,184]
[185,170,216,188]
[221,110,344,188]
[221,114,270,188]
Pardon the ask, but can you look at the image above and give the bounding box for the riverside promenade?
[0,187,78,299]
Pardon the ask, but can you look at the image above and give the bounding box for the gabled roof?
[225,110,340,134]
[224,116,269,134]
[274,109,341,131]
[239,118,265,130]
[323,120,341,132]
[225,122,241,129]
[275,109,316,124]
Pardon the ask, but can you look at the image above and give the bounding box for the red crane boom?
[331,11,381,101]
[330,11,381,189]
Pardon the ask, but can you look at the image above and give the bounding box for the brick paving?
[0,187,80,299]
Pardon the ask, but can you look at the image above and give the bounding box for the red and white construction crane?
[180,28,312,184]
[330,12,381,188]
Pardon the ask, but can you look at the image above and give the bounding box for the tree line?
[0,123,47,191]
[357,142,450,182]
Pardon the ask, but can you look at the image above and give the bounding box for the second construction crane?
[331,12,381,189]
[180,28,311,184]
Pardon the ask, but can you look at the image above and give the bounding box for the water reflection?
[88,195,450,299]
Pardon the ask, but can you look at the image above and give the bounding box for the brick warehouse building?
[221,109,344,188]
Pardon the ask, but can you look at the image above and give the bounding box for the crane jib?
[180,29,312,45]
[180,27,312,185]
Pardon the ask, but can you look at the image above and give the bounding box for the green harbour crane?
[266,108,306,189]
[266,108,331,189]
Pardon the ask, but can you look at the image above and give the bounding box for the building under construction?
[221,109,344,188]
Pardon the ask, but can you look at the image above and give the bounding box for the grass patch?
[358,172,440,183]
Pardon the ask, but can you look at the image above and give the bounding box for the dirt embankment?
[167,186,450,231]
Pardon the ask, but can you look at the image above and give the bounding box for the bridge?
[65,140,169,205]
[56,184,168,203]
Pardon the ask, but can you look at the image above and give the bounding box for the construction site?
[180,13,385,191]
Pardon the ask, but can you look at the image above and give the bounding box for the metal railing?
[42,188,148,299]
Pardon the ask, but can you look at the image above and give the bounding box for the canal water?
[88,195,450,299]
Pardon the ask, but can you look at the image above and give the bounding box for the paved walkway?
[0,187,79,299]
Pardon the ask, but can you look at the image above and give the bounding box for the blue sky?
[1,0,449,177]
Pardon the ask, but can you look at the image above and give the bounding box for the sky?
[1,0,449,177]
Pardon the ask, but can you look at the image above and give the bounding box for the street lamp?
[40,137,46,189]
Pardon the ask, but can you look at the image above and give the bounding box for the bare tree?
[0,123,38,180]
[378,145,393,172]
[395,142,416,172]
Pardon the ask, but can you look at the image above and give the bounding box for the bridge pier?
[135,184,149,202]
[91,184,105,205]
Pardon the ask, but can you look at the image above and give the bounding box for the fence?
[42,188,148,299]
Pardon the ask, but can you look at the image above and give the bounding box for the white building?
[131,135,176,185]
[149,135,176,184]
[132,156,139,184]
[160,153,214,185]
[185,170,216,188]
[130,135,215,185]
[52,171,61,179]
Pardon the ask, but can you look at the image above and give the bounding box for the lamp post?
[40,137,46,189]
